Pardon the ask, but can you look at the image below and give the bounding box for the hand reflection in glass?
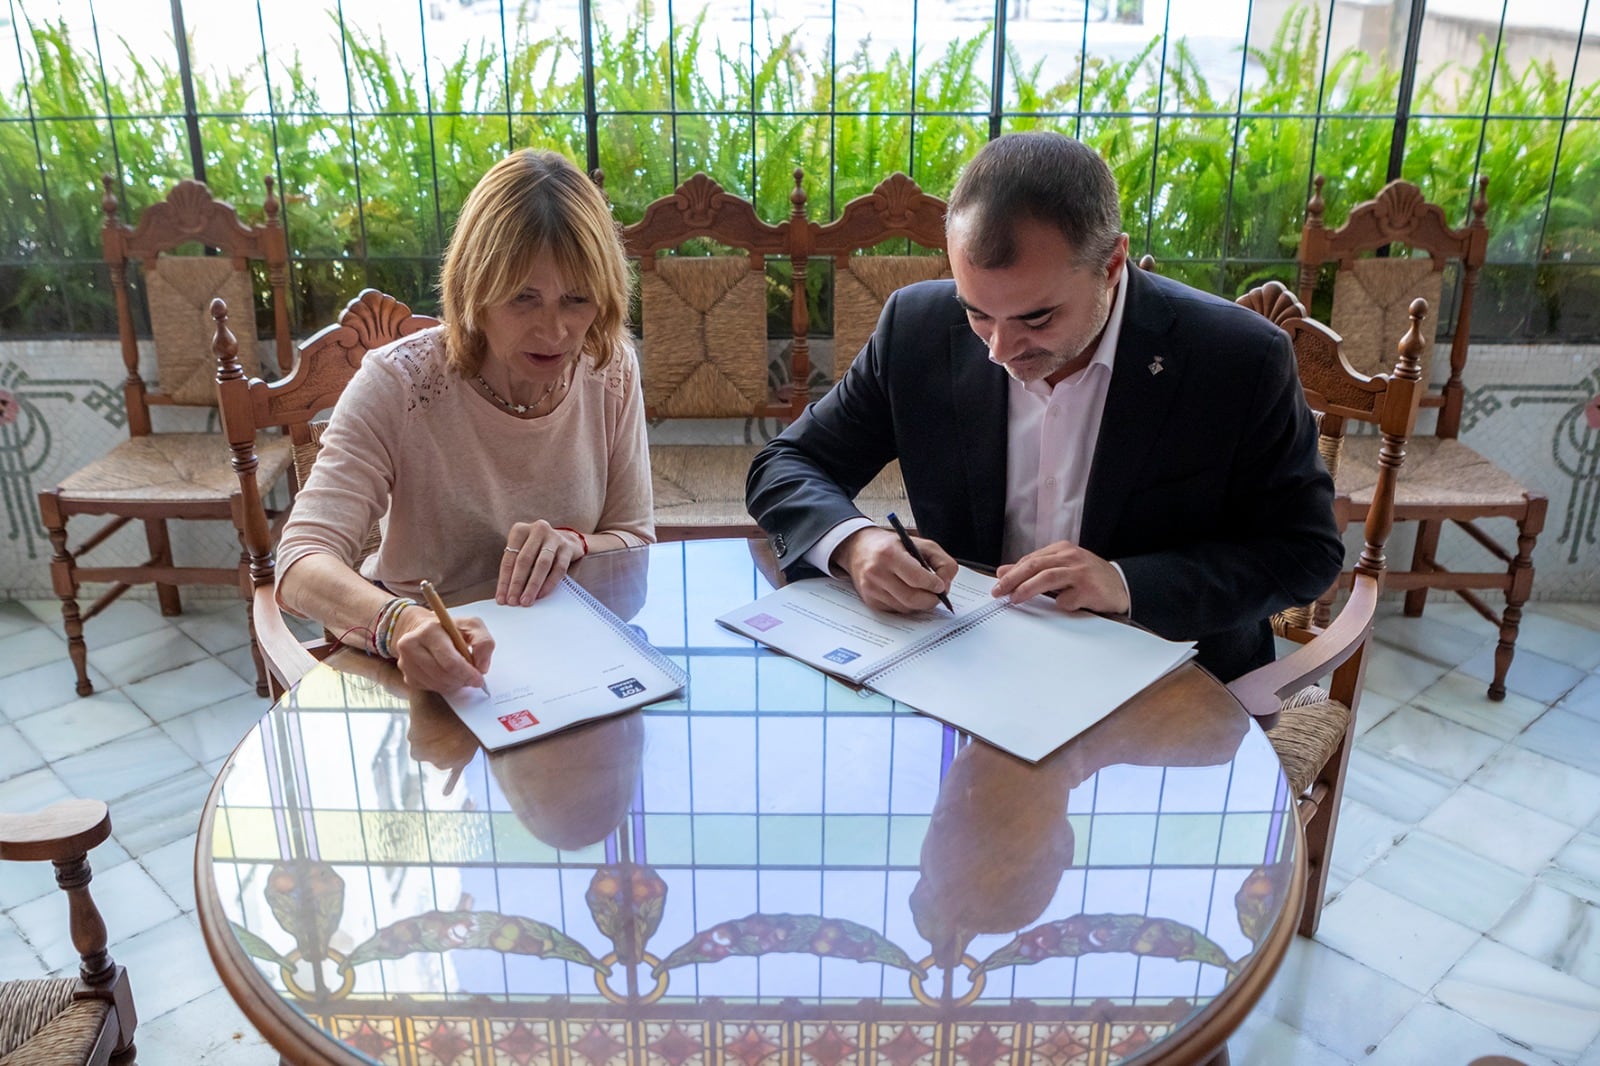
[911,701,1248,970]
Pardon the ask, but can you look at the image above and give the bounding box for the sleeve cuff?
[805,517,878,575]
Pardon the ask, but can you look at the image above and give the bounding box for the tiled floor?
[2,593,1599,1064]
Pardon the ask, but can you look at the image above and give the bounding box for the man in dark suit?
[746,131,1343,682]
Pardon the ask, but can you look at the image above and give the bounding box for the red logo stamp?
[498,710,539,732]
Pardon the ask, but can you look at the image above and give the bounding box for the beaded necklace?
[474,363,571,416]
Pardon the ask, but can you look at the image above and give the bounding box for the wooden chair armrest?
[252,583,321,692]
[1228,575,1381,721]
[0,799,111,862]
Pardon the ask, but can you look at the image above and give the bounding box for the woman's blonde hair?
[439,150,632,375]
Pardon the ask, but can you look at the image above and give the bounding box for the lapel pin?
[1148,356,1165,376]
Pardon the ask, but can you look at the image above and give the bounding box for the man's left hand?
[992,541,1130,616]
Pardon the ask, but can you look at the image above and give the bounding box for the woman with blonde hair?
[276,149,652,693]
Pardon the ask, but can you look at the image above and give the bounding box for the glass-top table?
[196,538,1302,1065]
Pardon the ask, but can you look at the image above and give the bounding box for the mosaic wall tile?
[2,340,1595,600]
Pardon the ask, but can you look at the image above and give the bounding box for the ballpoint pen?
[419,580,491,696]
[885,512,954,613]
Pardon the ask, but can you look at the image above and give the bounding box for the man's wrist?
[805,516,876,575]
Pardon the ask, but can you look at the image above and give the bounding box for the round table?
[196,539,1303,1065]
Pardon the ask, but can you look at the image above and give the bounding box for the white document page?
[440,580,686,751]
[867,595,1197,762]
[715,568,1003,682]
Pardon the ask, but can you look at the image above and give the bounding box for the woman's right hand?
[390,605,495,692]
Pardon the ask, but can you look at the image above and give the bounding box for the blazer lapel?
[1080,269,1182,555]
[950,323,1008,562]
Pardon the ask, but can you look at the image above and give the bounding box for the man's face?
[948,221,1127,387]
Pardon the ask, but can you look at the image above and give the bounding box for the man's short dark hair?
[947,131,1123,271]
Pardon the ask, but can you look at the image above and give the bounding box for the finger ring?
[503,546,520,555]
[539,546,557,555]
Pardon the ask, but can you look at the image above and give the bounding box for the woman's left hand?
[498,519,587,605]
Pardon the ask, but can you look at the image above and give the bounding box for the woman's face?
[478,249,599,390]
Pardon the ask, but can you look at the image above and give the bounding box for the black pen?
[886,512,954,613]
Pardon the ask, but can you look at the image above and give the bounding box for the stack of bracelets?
[370,596,418,660]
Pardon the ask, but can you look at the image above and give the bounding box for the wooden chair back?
[101,175,293,435]
[621,173,795,422]
[810,172,949,381]
[215,288,438,696]
[1228,281,1428,936]
[1296,174,1487,438]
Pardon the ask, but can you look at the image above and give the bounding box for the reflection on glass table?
[198,538,1301,1066]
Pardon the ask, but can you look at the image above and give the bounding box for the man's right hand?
[832,526,958,613]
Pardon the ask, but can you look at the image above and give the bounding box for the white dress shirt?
[806,265,1132,594]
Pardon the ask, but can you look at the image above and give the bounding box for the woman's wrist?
[555,526,589,556]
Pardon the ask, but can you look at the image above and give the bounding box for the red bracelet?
[556,527,589,556]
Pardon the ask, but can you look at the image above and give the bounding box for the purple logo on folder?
[745,613,783,632]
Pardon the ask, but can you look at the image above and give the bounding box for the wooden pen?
[418,580,490,696]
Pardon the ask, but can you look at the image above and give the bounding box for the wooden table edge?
[194,745,374,1066]
[1125,793,1309,1065]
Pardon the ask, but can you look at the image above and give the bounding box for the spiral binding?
[864,597,1012,681]
[562,577,689,686]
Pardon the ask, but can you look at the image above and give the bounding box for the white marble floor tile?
[1352,690,1401,738]
[12,691,153,762]
[19,599,63,625]
[1547,834,1600,904]
[138,832,201,912]
[216,642,263,689]
[0,602,38,640]
[59,600,173,650]
[124,657,255,723]
[9,858,180,967]
[172,602,254,655]
[1582,1034,1600,1066]
[1375,611,1493,667]
[0,766,71,812]
[1225,1011,1352,1066]
[1315,878,1480,993]
[108,765,216,858]
[1559,672,1600,723]
[161,691,268,765]
[1536,602,1600,630]
[1521,709,1600,777]
[0,626,69,679]
[1327,797,1407,882]
[1362,998,1561,1066]
[1257,935,1419,1060]
[1512,611,1600,672]
[1343,747,1456,825]
[50,725,201,803]
[1435,938,1600,1061]
[89,627,212,687]
[0,915,43,977]
[106,913,225,1021]
[1363,644,1455,703]
[1461,644,1588,705]
[1359,705,1504,782]
[1492,880,1600,987]
[0,724,45,781]
[130,985,277,1063]
[0,656,110,722]
[1420,785,1576,877]
[1363,830,1529,933]
[1410,669,1550,741]
[1471,746,1600,828]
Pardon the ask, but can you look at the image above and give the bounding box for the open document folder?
[439,579,686,751]
[717,566,1196,761]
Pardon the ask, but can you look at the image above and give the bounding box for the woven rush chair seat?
[1336,435,1533,511]
[650,446,910,531]
[55,433,292,505]
[0,978,111,1064]
[1265,685,1351,797]
[639,256,772,419]
[832,253,951,378]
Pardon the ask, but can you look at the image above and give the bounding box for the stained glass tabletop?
[196,538,1303,1066]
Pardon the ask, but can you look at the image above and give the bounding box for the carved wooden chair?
[214,289,438,699]
[1229,282,1428,936]
[1298,176,1546,700]
[37,177,296,697]
[0,799,137,1065]
[618,172,796,539]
